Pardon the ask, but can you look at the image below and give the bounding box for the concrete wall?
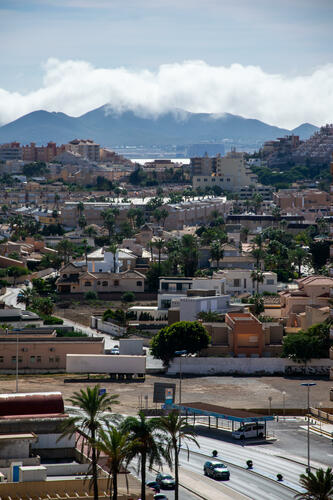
[32,433,75,450]
[167,357,333,375]
[91,316,126,336]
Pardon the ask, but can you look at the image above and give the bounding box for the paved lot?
[2,373,332,415]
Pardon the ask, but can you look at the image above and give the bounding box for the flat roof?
[172,402,274,422]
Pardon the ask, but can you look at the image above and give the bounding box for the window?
[176,283,183,291]
[137,281,142,287]
[30,356,36,363]
[233,279,241,287]
[0,357,3,363]
[37,356,41,363]
[114,280,119,286]
[84,281,92,287]
[227,178,230,182]
[63,274,67,279]
[99,269,103,272]
[11,356,16,363]
[18,357,22,363]
[266,279,274,285]
[55,356,60,362]
[161,282,169,290]
[102,281,108,286]
[97,281,101,285]
[49,357,54,363]
[49,347,55,352]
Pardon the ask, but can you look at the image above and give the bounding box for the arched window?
[84,281,92,287]
[102,281,108,286]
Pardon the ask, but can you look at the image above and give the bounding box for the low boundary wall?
[167,357,333,376]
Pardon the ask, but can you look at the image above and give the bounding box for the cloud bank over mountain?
[0,58,332,128]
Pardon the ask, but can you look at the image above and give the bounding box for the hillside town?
[0,123,332,498]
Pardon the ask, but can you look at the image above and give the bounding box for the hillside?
[0,106,318,146]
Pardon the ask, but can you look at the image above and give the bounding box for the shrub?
[43,316,63,325]
[121,291,136,302]
[85,291,98,300]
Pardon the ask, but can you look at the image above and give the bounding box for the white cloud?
[1,58,333,129]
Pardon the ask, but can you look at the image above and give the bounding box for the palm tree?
[121,412,165,500]
[291,246,310,278]
[101,209,116,242]
[180,234,198,277]
[158,411,199,500]
[77,201,85,217]
[251,269,264,294]
[295,467,333,500]
[96,427,134,500]
[60,386,119,500]
[154,238,165,273]
[108,242,118,273]
[210,240,224,269]
[56,239,74,264]
[17,288,35,309]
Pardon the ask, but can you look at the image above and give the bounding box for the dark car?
[154,495,168,500]
[156,473,176,489]
[146,481,160,493]
[203,460,230,480]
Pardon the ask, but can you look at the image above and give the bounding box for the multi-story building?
[22,142,65,162]
[280,276,333,326]
[0,142,22,161]
[273,189,329,211]
[216,269,277,296]
[66,139,100,162]
[192,150,266,195]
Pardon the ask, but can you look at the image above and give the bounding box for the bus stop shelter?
[171,402,274,437]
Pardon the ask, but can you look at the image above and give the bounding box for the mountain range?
[0,106,319,147]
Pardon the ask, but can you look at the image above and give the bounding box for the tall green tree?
[158,411,199,500]
[210,240,224,269]
[180,234,198,277]
[17,288,35,308]
[96,427,134,500]
[56,239,74,264]
[251,270,264,294]
[296,467,333,500]
[101,209,116,241]
[121,412,165,500]
[151,321,210,366]
[60,386,119,500]
[154,238,165,274]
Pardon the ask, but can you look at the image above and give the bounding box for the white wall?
[167,357,333,375]
[32,434,75,450]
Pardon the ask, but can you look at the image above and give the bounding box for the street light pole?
[301,382,316,473]
[15,332,19,393]
[282,391,286,419]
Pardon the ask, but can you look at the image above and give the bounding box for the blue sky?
[0,0,332,127]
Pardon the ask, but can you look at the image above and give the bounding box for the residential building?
[66,139,100,162]
[273,189,329,211]
[0,142,22,161]
[201,316,283,358]
[56,263,145,294]
[169,294,232,322]
[22,142,65,162]
[280,276,333,326]
[192,150,260,193]
[158,276,226,309]
[215,269,278,295]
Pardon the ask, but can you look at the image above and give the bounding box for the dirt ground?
[2,373,332,415]
[54,299,157,326]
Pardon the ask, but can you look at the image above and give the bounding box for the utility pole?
[301,382,316,473]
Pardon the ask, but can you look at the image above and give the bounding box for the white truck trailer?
[66,354,146,380]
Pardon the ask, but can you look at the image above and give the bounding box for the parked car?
[232,423,265,440]
[156,473,175,489]
[154,495,168,500]
[203,460,230,480]
[146,481,160,493]
[110,347,119,355]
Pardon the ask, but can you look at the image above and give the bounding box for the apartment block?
[0,142,22,161]
[192,151,259,192]
[66,139,100,162]
[273,189,329,211]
